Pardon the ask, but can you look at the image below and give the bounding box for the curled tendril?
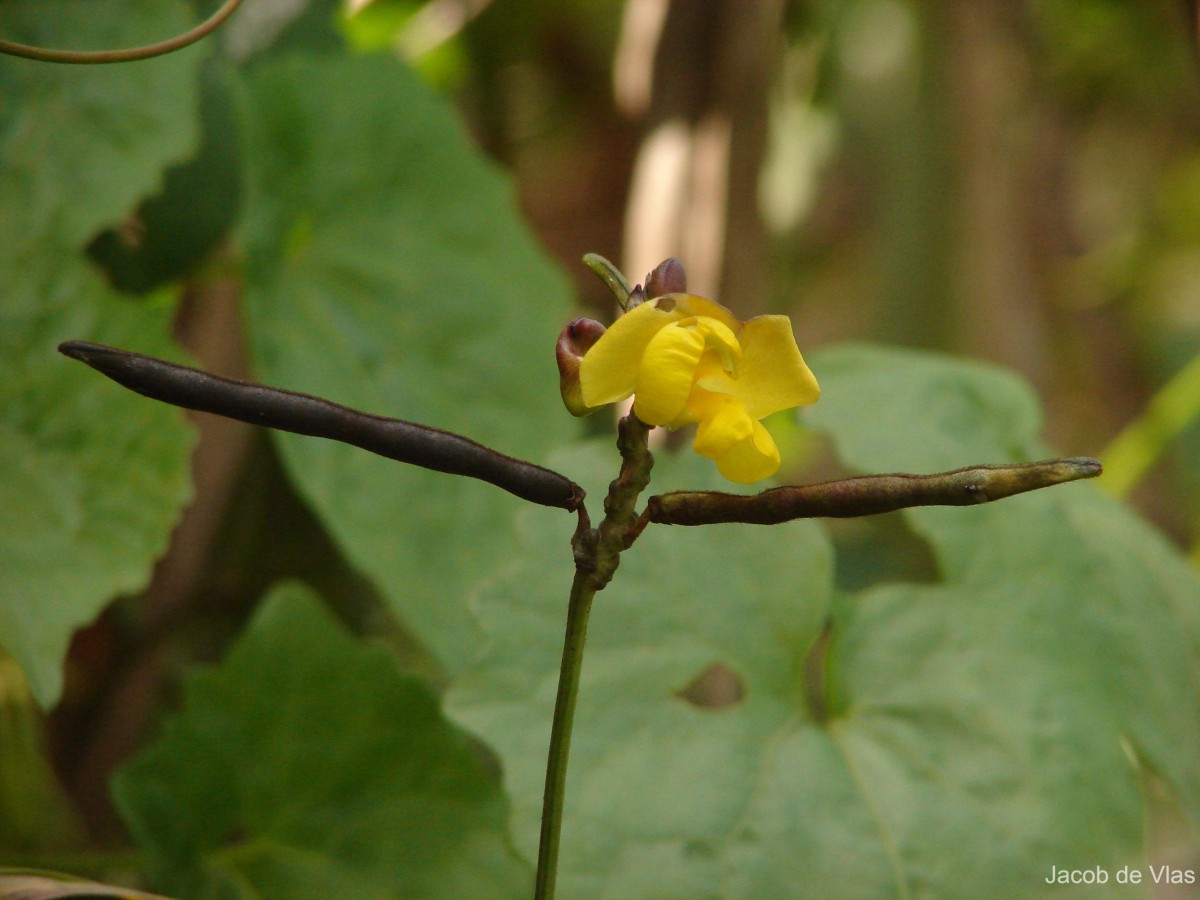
[0,0,245,64]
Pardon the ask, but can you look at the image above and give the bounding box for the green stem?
[534,567,599,900]
[535,415,653,899]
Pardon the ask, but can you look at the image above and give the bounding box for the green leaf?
[112,582,530,900]
[447,443,835,897]
[0,271,193,709]
[451,345,1200,897]
[0,0,202,257]
[805,341,1045,470]
[234,53,575,674]
[799,343,1200,892]
[0,0,201,709]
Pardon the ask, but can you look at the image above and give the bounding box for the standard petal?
[579,302,678,407]
[632,324,705,425]
[732,315,820,419]
[713,420,781,483]
[692,395,754,458]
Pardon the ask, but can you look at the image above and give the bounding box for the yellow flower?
[578,294,819,484]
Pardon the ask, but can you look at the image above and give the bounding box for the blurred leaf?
[0,0,202,258]
[223,0,344,60]
[341,0,422,52]
[451,345,1200,897]
[807,341,1044,471]
[0,656,82,850]
[112,582,530,900]
[234,52,574,674]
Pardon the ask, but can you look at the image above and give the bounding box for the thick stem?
[535,415,653,899]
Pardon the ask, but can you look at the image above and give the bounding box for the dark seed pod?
[59,341,585,511]
[646,459,1102,525]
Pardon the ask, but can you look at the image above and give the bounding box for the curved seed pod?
[59,341,585,511]
[646,458,1102,526]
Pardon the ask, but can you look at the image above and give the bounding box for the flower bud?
[556,317,607,416]
[644,258,687,299]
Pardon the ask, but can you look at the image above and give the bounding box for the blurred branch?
[0,870,168,899]
[617,0,782,305]
[388,0,495,61]
[1099,351,1200,498]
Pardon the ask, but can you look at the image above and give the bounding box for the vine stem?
[0,0,245,64]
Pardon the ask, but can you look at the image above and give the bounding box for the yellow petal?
[579,301,679,407]
[632,323,705,425]
[694,362,736,397]
[692,394,754,458]
[731,315,820,419]
[690,315,741,373]
[681,317,743,400]
[713,420,781,484]
[670,294,741,332]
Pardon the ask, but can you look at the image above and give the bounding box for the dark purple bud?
[644,258,687,299]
